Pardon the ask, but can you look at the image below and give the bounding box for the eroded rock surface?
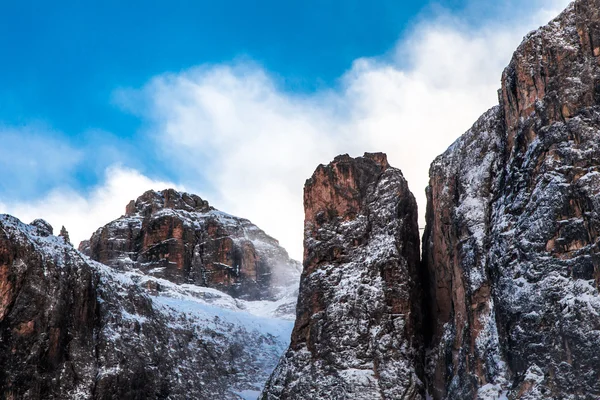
[81,189,300,301]
[423,1,600,398]
[422,106,506,399]
[262,153,424,399]
[0,214,295,399]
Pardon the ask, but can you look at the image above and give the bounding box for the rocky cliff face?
[0,212,297,399]
[423,0,600,398]
[5,2,600,399]
[422,106,506,400]
[0,218,99,399]
[80,189,300,301]
[262,153,424,399]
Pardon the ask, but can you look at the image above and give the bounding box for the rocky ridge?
[0,208,298,399]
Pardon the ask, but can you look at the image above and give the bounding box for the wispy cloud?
[115,0,570,259]
[0,166,179,247]
[0,126,83,196]
[0,0,571,259]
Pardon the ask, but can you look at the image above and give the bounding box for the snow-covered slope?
[0,214,297,399]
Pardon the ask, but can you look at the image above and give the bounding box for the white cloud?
[0,165,179,247]
[0,1,571,260]
[532,0,575,24]
[116,1,570,260]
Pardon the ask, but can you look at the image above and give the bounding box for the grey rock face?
[0,213,295,399]
[262,153,424,399]
[423,1,600,398]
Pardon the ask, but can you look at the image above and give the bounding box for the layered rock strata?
[262,153,424,399]
[80,189,300,301]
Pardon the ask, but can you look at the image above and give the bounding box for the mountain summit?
[80,188,300,301]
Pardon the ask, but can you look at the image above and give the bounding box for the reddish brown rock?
[501,0,600,150]
[81,189,300,300]
[262,153,424,399]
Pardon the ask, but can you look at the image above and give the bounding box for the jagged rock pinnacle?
[262,153,423,399]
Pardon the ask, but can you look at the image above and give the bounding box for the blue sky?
[1,0,434,197]
[0,0,571,258]
[2,1,427,144]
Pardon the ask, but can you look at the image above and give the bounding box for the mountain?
[261,153,424,399]
[264,1,600,399]
[4,1,600,399]
[423,0,600,397]
[0,190,301,399]
[80,189,301,302]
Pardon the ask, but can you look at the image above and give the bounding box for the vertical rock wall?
[422,106,507,399]
[262,153,424,399]
[423,1,600,398]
